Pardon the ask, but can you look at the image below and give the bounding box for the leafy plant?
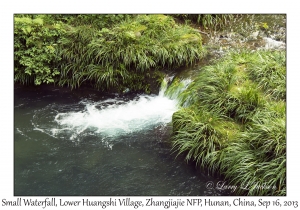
[172,14,235,30]
[220,112,286,195]
[14,16,65,85]
[14,14,205,93]
[170,49,286,195]
[56,14,205,92]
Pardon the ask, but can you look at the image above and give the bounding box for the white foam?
[263,37,285,50]
[51,78,191,139]
[53,94,178,138]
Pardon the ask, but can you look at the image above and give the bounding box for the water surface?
[14,83,226,196]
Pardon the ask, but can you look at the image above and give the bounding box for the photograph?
[13,13,287,197]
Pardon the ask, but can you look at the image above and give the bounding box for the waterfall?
[33,77,191,141]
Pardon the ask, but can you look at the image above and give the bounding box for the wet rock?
[249,31,259,40]
[219,34,228,39]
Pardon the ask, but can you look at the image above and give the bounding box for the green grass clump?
[86,15,205,70]
[172,108,220,170]
[221,112,286,195]
[171,49,286,195]
[227,50,286,101]
[14,14,205,93]
[247,51,286,100]
[180,59,266,123]
[58,14,204,92]
[172,107,241,174]
[172,14,235,30]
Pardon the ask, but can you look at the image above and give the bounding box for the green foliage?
[88,14,204,70]
[171,50,286,195]
[246,51,286,100]
[60,14,132,28]
[221,112,286,195]
[56,14,205,92]
[172,14,235,29]
[178,50,285,123]
[17,14,132,28]
[172,107,240,174]
[14,14,205,92]
[14,16,65,85]
[256,22,269,30]
[163,78,192,105]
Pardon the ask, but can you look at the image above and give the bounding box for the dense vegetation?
[14,14,286,196]
[172,14,235,30]
[170,50,286,195]
[14,14,206,93]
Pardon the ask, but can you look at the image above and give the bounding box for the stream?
[14,80,228,196]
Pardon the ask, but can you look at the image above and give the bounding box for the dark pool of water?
[14,84,229,196]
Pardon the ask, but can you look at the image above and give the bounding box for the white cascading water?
[263,37,285,50]
[38,77,191,140]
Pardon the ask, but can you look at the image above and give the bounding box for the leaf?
[33,18,44,25]
[25,70,32,75]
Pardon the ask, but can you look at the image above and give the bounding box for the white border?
[2,1,299,209]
